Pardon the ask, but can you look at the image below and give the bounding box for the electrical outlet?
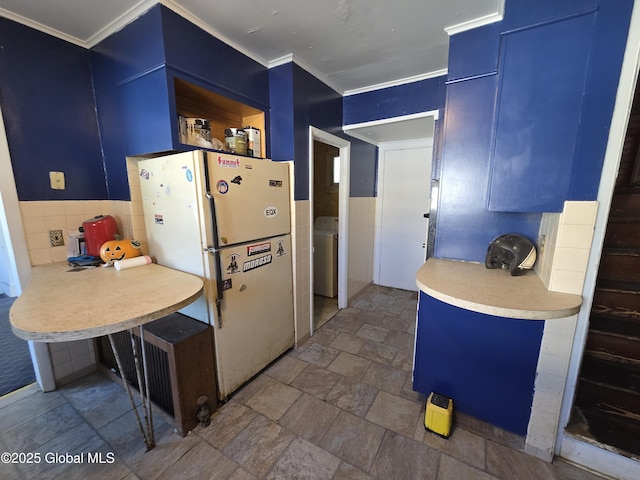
[49,230,64,247]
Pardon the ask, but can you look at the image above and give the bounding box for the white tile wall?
[348,197,376,298]
[19,198,136,385]
[527,200,597,461]
[537,201,598,295]
[526,315,578,461]
[293,200,311,345]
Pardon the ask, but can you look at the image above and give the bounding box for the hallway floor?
[0,294,35,396]
[0,285,605,479]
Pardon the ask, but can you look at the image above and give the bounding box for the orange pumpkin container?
[99,239,142,263]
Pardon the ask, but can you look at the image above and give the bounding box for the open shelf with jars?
[174,77,266,158]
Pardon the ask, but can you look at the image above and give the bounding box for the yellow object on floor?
[425,392,453,438]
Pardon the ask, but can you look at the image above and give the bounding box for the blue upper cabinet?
[446,23,501,82]
[92,4,270,198]
[487,12,595,212]
[117,7,269,158]
[484,0,633,212]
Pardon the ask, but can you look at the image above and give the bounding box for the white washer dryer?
[313,216,339,297]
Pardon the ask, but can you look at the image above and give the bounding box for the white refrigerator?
[138,151,294,400]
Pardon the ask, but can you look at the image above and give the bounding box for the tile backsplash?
[536,201,598,295]
[19,199,139,266]
[19,199,137,386]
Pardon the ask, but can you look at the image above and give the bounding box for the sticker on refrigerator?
[185,168,193,182]
[276,240,286,257]
[269,180,283,187]
[264,206,278,218]
[222,279,232,291]
[231,175,243,185]
[226,253,240,274]
[154,214,164,225]
[140,169,150,180]
[217,155,241,168]
[217,180,229,194]
[247,242,271,256]
[243,254,272,272]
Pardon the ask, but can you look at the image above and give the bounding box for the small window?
[333,156,340,184]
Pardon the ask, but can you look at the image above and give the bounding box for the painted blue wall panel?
[90,4,167,200]
[292,64,344,201]
[434,75,541,261]
[92,4,166,84]
[269,63,295,162]
[161,7,269,107]
[435,0,631,257]
[343,76,446,126]
[568,0,634,201]
[119,69,173,157]
[270,62,377,201]
[0,17,105,201]
[414,293,544,435]
[503,0,598,30]
[488,12,596,212]
[447,23,501,82]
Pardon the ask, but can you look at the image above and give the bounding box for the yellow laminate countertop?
[416,258,582,320]
[10,262,204,342]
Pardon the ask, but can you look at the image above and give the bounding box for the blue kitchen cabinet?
[433,71,542,262]
[91,4,270,198]
[447,23,501,83]
[413,293,544,435]
[487,12,596,212]
[119,68,175,156]
[119,69,267,157]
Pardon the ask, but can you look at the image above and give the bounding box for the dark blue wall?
[343,75,446,125]
[90,4,166,200]
[0,17,106,201]
[434,0,632,262]
[270,62,377,200]
[162,8,269,109]
[269,63,295,162]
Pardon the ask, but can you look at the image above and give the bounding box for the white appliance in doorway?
[138,151,294,400]
[313,216,339,297]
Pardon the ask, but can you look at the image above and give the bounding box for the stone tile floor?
[0,284,606,479]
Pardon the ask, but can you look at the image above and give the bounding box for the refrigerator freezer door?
[212,233,295,399]
[138,151,211,324]
[206,152,291,246]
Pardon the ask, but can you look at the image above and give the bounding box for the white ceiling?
[0,0,503,143]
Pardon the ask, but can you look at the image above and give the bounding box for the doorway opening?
[312,140,340,328]
[0,105,44,395]
[309,127,350,336]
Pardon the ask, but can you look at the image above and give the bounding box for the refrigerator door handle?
[203,152,225,328]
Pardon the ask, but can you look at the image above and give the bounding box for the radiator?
[97,312,216,436]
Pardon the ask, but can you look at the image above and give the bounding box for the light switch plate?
[49,171,65,190]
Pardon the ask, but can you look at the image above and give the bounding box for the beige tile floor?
[0,284,605,480]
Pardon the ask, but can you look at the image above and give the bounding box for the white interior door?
[376,140,433,291]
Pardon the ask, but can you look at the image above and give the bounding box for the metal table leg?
[108,327,155,450]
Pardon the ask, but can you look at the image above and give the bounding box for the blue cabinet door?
[487,12,596,212]
[119,68,175,156]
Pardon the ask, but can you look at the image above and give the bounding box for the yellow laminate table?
[10,261,204,449]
